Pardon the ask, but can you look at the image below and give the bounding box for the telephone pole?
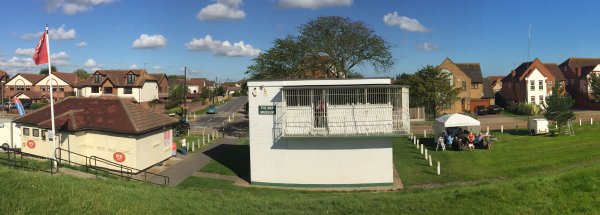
[184,66,187,121]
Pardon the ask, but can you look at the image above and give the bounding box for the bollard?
[437,161,441,175]
[192,141,195,152]
[417,139,420,146]
[424,130,427,138]
[580,118,582,126]
[424,149,428,160]
[486,126,489,134]
[428,155,432,166]
[501,125,504,133]
[228,115,231,123]
[555,124,558,129]
[420,144,424,154]
[413,138,416,145]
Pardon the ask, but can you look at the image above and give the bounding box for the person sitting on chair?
[467,132,475,151]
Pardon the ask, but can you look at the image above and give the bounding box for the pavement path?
[147,137,241,187]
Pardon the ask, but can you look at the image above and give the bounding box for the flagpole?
[45,24,57,167]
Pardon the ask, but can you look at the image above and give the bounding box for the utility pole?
[184,66,187,122]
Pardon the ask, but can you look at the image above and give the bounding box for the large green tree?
[166,85,188,110]
[73,69,90,80]
[588,73,600,102]
[543,82,575,131]
[247,16,394,79]
[39,65,58,75]
[398,65,460,119]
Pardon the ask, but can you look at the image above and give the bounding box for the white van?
[528,118,549,135]
[0,118,21,150]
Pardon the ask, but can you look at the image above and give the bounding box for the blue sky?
[1,0,600,81]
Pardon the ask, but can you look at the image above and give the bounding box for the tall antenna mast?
[527,23,531,62]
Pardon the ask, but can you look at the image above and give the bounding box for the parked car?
[475,105,487,115]
[206,105,217,114]
[487,105,501,114]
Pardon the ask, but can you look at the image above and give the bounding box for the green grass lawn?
[199,139,249,176]
[3,124,600,213]
[396,123,600,186]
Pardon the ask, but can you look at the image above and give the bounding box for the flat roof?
[248,78,391,87]
[282,84,407,90]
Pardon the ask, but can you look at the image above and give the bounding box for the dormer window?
[94,74,101,83]
[127,74,136,84]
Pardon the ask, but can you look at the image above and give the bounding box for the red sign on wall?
[113,152,126,163]
[26,140,36,149]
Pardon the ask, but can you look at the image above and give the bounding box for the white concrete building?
[0,117,21,149]
[248,78,410,187]
[525,68,548,106]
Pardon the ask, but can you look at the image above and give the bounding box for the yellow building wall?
[135,128,172,170]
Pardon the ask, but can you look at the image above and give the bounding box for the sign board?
[26,140,36,149]
[258,105,276,115]
[113,152,126,163]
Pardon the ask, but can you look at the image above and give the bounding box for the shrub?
[30,101,49,110]
[507,102,541,116]
[166,107,184,115]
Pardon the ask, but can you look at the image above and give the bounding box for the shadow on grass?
[503,129,531,136]
[420,170,437,175]
[203,144,250,182]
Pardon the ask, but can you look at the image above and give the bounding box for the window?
[52,86,56,92]
[127,74,136,83]
[40,86,46,91]
[59,86,65,92]
[91,87,100,93]
[32,129,39,137]
[462,81,467,91]
[285,89,311,106]
[104,87,113,94]
[41,130,47,141]
[23,128,30,136]
[539,95,544,104]
[530,80,535,90]
[471,83,479,89]
[9,86,14,90]
[124,87,133,94]
[26,86,31,91]
[539,80,543,90]
[530,96,536,104]
[94,74,101,83]
[547,80,553,89]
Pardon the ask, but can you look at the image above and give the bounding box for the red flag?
[33,31,48,65]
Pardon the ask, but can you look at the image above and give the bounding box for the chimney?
[511,70,516,77]
[576,67,581,77]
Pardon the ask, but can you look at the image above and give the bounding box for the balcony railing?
[281,85,410,137]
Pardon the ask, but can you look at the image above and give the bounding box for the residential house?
[559,58,600,108]
[14,97,177,171]
[0,70,8,101]
[4,73,46,103]
[150,73,169,99]
[438,58,492,113]
[487,76,504,93]
[76,70,160,103]
[500,58,565,107]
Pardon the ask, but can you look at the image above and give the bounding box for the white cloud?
[132,34,167,49]
[84,58,97,67]
[278,0,352,9]
[51,51,70,66]
[0,57,36,71]
[76,41,87,48]
[21,24,77,40]
[383,12,430,33]
[129,64,138,69]
[15,48,35,56]
[46,0,115,15]
[417,42,439,51]
[185,35,260,57]
[152,65,161,70]
[197,0,245,21]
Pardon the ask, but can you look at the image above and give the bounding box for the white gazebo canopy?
[433,114,481,138]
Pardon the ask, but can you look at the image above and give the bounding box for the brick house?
[487,76,505,93]
[438,58,493,114]
[0,70,8,101]
[500,58,565,107]
[76,70,160,103]
[558,58,600,108]
[150,73,169,99]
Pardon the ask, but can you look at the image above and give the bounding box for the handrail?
[1,146,58,174]
[54,147,169,186]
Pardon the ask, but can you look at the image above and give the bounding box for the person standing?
[181,138,187,156]
[467,132,475,151]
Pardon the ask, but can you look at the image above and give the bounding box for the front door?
[313,89,327,128]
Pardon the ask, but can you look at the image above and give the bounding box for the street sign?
[258,105,276,115]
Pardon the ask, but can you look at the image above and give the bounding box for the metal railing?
[0,146,58,174]
[281,86,410,137]
[54,148,170,186]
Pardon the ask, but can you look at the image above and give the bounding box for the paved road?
[191,96,247,128]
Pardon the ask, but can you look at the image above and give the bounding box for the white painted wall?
[139,82,159,102]
[135,128,172,170]
[248,79,395,186]
[37,75,68,87]
[525,69,547,106]
[188,85,200,94]
[5,75,34,86]
[0,119,21,149]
